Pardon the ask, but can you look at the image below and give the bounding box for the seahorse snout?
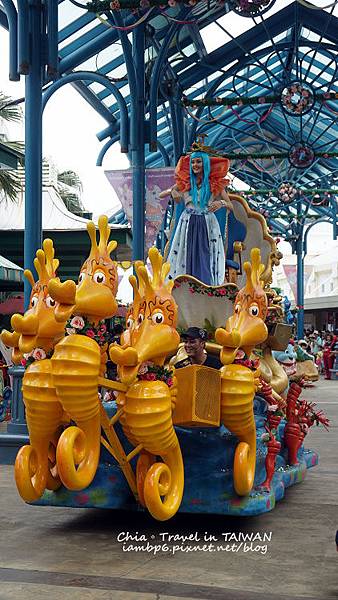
[11,313,39,337]
[76,278,118,320]
[215,327,241,365]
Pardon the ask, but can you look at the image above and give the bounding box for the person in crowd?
[296,339,314,361]
[173,327,222,370]
[315,349,324,374]
[323,332,336,380]
[310,330,323,357]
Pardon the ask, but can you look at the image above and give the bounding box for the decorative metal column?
[131,23,146,261]
[23,0,44,309]
[0,0,56,461]
[296,205,305,340]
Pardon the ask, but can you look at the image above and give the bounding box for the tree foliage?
[57,170,85,216]
[0,92,23,203]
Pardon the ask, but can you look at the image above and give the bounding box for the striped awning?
[0,255,23,282]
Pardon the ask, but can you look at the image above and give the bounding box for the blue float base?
[0,433,30,465]
[33,401,319,517]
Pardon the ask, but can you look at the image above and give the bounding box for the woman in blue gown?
[162,151,232,286]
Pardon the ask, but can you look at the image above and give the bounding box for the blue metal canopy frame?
[0,0,337,339]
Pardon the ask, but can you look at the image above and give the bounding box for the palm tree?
[0,92,23,203]
[57,169,85,216]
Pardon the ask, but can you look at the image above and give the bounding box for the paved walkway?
[0,378,337,600]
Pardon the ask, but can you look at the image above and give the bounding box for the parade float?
[1,195,329,520]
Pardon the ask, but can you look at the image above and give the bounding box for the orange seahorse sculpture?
[48,215,118,491]
[215,248,268,496]
[109,247,183,521]
[1,240,67,502]
[114,264,145,448]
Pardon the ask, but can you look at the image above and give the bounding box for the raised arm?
[209,189,233,213]
[159,185,183,203]
[220,189,233,210]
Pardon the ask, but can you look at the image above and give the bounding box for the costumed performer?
[160,143,232,285]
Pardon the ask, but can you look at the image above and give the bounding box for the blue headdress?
[189,151,211,210]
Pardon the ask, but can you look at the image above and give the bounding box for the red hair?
[175,154,230,196]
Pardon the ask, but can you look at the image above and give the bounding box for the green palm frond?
[57,170,83,192]
[0,91,23,203]
[0,170,22,203]
[4,140,24,153]
[0,92,22,124]
[59,189,84,214]
[57,169,84,215]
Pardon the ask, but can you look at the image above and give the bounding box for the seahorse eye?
[248,304,259,317]
[234,303,241,314]
[93,271,106,284]
[46,296,56,308]
[152,311,164,324]
[126,317,134,329]
[138,313,144,325]
[31,295,38,308]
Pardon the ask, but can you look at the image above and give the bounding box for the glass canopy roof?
[2,0,338,237]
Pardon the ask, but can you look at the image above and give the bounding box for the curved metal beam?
[303,218,334,257]
[96,135,119,166]
[157,140,171,167]
[42,71,129,152]
[149,8,190,151]
[109,12,137,99]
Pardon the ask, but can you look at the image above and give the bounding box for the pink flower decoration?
[86,329,95,338]
[66,327,76,335]
[146,372,156,381]
[189,288,194,294]
[21,358,27,367]
[219,289,226,295]
[167,377,173,387]
[70,316,85,330]
[168,0,176,5]
[32,348,46,361]
[100,324,107,332]
[138,362,150,375]
[207,292,213,296]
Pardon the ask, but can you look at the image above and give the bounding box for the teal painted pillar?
[24,1,44,309]
[296,223,305,339]
[131,24,145,261]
